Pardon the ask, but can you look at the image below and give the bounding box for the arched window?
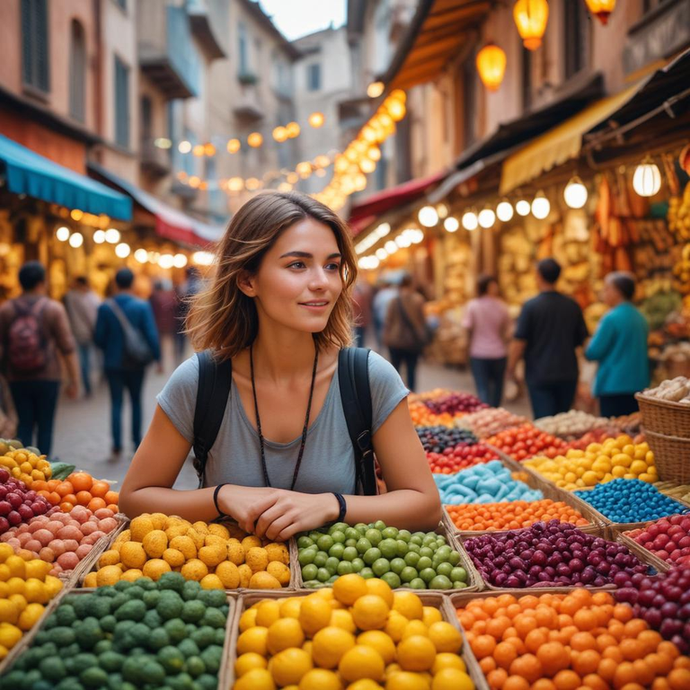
[69,19,86,121]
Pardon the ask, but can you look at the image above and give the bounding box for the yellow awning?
[499,84,640,195]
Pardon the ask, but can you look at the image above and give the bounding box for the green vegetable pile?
[297,520,470,590]
[2,573,228,690]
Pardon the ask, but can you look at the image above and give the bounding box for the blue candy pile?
[575,479,690,523]
[433,460,544,505]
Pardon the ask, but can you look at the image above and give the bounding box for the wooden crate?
[222,590,489,690]
[290,523,483,595]
[457,527,664,592]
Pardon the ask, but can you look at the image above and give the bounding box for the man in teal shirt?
[585,272,649,417]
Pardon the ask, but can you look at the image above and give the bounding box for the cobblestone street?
[50,345,532,493]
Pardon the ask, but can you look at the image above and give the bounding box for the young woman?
[463,275,510,407]
[119,192,441,541]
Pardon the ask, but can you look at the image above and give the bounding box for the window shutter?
[21,0,33,86]
[69,22,85,121]
[36,0,49,91]
[115,57,130,148]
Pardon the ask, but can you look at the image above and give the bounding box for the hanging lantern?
[367,81,384,98]
[247,132,263,148]
[418,206,439,228]
[444,217,459,233]
[632,159,662,197]
[515,199,531,216]
[478,207,496,229]
[531,190,551,219]
[496,199,514,222]
[204,143,216,157]
[308,112,325,128]
[564,176,588,209]
[178,140,192,154]
[272,126,288,143]
[476,44,507,91]
[286,122,301,138]
[513,0,549,51]
[585,0,616,25]
[226,138,241,153]
[462,210,478,231]
[193,144,205,157]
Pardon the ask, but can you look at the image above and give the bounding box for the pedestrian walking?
[463,275,510,407]
[508,258,589,419]
[94,268,161,459]
[372,278,398,347]
[383,273,429,391]
[0,261,79,455]
[149,279,177,371]
[118,190,440,532]
[585,272,649,417]
[352,277,373,348]
[64,276,100,397]
[174,266,202,363]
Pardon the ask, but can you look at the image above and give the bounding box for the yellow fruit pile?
[0,449,51,488]
[0,544,63,659]
[84,513,290,590]
[233,573,474,690]
[525,435,657,491]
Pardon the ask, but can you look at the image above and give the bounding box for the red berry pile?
[486,424,568,461]
[0,467,51,534]
[423,392,488,416]
[426,443,499,474]
[628,514,690,567]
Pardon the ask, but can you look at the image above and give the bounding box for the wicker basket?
[222,591,489,690]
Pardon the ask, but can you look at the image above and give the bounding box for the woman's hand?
[218,486,339,541]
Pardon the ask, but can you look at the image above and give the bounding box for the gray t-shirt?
[157,351,409,493]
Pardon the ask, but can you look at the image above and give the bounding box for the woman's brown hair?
[186,191,357,358]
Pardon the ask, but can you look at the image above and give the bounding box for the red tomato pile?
[486,424,568,462]
[427,442,499,474]
[628,514,690,567]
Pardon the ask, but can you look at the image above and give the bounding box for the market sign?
[624,0,690,75]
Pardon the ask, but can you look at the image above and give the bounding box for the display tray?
[0,587,237,685]
[456,527,664,593]
[76,518,299,593]
[290,522,483,595]
[573,485,690,538]
[442,460,606,538]
[222,589,489,690]
[614,529,671,574]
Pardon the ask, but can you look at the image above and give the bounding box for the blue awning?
[0,134,132,220]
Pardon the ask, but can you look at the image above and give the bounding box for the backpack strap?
[193,350,233,488]
[338,347,377,495]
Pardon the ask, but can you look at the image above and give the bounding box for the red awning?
[348,169,446,234]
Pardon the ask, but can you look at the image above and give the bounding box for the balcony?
[138,3,201,100]
[187,0,228,61]
[140,138,171,177]
[233,81,265,121]
[624,0,690,75]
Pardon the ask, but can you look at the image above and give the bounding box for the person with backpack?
[94,268,161,460]
[0,261,79,455]
[382,273,429,391]
[119,191,441,538]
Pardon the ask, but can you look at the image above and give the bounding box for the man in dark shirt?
[507,258,588,419]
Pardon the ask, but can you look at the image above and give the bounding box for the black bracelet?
[326,492,347,526]
[213,483,231,520]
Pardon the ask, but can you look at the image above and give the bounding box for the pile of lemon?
[525,435,657,491]
[84,513,290,590]
[0,544,63,659]
[0,449,51,488]
[233,573,474,690]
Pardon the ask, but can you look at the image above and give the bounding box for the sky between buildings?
[258,0,347,40]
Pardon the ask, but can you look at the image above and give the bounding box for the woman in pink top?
[462,275,510,406]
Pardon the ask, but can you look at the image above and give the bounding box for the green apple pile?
[297,520,470,590]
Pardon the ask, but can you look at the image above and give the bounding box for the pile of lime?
[298,520,470,590]
[1,572,228,690]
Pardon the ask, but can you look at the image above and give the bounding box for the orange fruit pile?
[457,589,690,690]
[32,472,118,513]
[446,500,590,532]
